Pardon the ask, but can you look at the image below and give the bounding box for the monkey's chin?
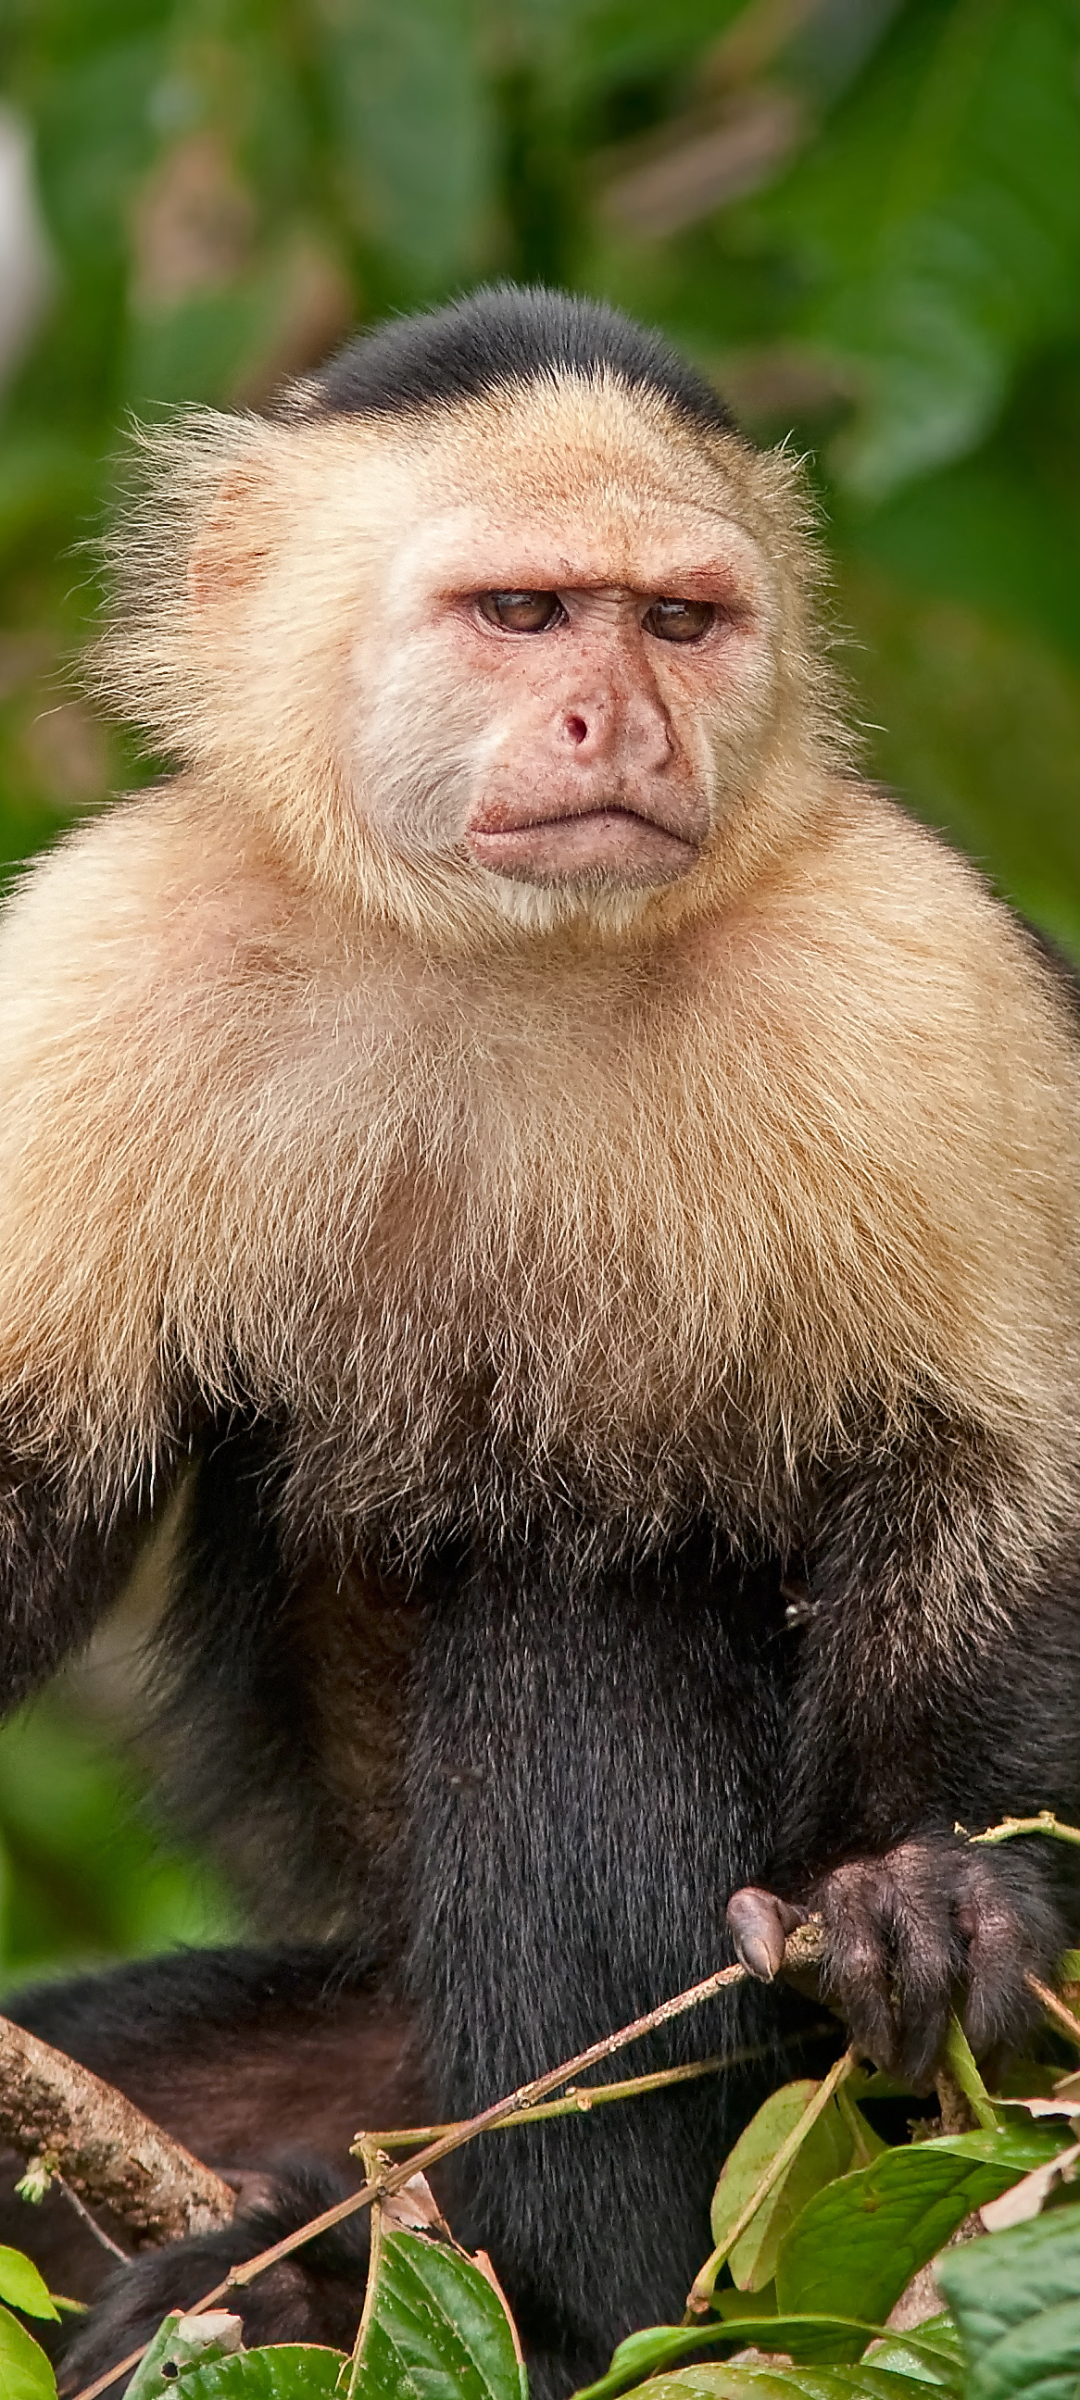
[480,874,664,938]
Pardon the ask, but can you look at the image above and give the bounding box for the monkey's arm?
[730,1418,1080,2083]
[0,1449,148,1706]
[0,796,290,1709]
[0,1946,422,2376]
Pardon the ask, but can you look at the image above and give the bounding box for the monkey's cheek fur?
[728,1837,1063,2090]
[466,806,703,885]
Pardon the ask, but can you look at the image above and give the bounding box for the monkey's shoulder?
[0,785,322,1097]
[703,786,1080,1084]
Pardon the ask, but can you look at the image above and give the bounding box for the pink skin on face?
[458,580,743,885]
[383,504,768,889]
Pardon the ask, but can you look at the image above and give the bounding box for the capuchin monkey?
[0,285,1079,2396]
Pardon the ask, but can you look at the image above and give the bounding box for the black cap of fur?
[303,284,737,437]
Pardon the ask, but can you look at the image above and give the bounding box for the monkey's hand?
[727,1836,1063,2089]
[57,2157,368,2394]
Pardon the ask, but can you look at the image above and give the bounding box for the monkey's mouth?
[466,802,703,886]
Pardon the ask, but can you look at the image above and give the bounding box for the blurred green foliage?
[0,0,1079,1978]
[0,1693,236,1989]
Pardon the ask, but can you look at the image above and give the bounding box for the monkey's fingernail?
[727,1889,787,1980]
[737,1935,778,1981]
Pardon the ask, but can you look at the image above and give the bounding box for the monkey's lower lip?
[467,809,701,885]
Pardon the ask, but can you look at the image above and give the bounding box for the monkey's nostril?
[566,715,588,745]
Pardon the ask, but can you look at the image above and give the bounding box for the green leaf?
[600,2310,964,2394]
[313,0,494,290]
[773,2130,1070,2353]
[570,2316,954,2400]
[937,2204,1080,2399]
[759,0,1080,496]
[0,2306,57,2400]
[941,2017,998,2132]
[177,2349,347,2400]
[862,2312,962,2388]
[125,2312,254,2400]
[613,2368,946,2398]
[348,2225,527,2400]
[710,2082,874,2292]
[0,2254,58,2324]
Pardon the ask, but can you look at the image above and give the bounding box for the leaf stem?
[343,2142,386,2400]
[682,2044,858,2318]
[356,2055,732,2148]
[970,1813,1080,1850]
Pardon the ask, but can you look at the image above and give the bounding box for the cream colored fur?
[0,372,1077,1633]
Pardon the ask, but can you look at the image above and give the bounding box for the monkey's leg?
[0,1945,424,2379]
[729,1421,1080,2085]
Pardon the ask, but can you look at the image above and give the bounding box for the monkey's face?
[339,382,809,931]
[105,367,838,944]
[352,503,777,901]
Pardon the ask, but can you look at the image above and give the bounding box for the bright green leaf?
[937,2204,1080,2400]
[0,2254,57,2324]
[710,2082,861,2293]
[862,2313,962,2388]
[177,2348,346,2400]
[570,2315,956,2400]
[0,2306,57,2400]
[614,2369,945,2398]
[773,2129,1071,2349]
[348,2225,526,2400]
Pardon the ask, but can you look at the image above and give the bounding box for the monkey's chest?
[255,1072,928,1555]
[281,1234,807,1556]
[401,1546,791,2087]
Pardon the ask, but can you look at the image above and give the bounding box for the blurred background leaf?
[0,0,1078,1978]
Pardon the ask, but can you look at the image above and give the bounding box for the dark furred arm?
[0,1945,422,2385]
[733,1417,1080,2082]
[0,1447,147,1712]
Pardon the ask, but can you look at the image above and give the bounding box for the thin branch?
[358,2027,835,2148]
[969,1813,1080,1850]
[1026,1973,1080,2049]
[54,2176,131,2265]
[0,2011,233,2245]
[358,2054,731,2147]
[71,1923,828,2400]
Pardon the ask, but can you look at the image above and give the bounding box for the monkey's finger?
[727,1887,806,1981]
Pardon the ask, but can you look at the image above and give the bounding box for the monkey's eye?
[477,590,564,633]
[643,599,715,643]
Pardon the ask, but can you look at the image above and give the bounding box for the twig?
[1026,1973,1080,2049]
[970,1813,1080,1850]
[683,2044,858,2317]
[355,2027,835,2149]
[357,2054,730,2146]
[0,2011,233,2245]
[71,1923,828,2400]
[54,2176,131,2265]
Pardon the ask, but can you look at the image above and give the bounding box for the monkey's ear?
[188,465,278,609]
